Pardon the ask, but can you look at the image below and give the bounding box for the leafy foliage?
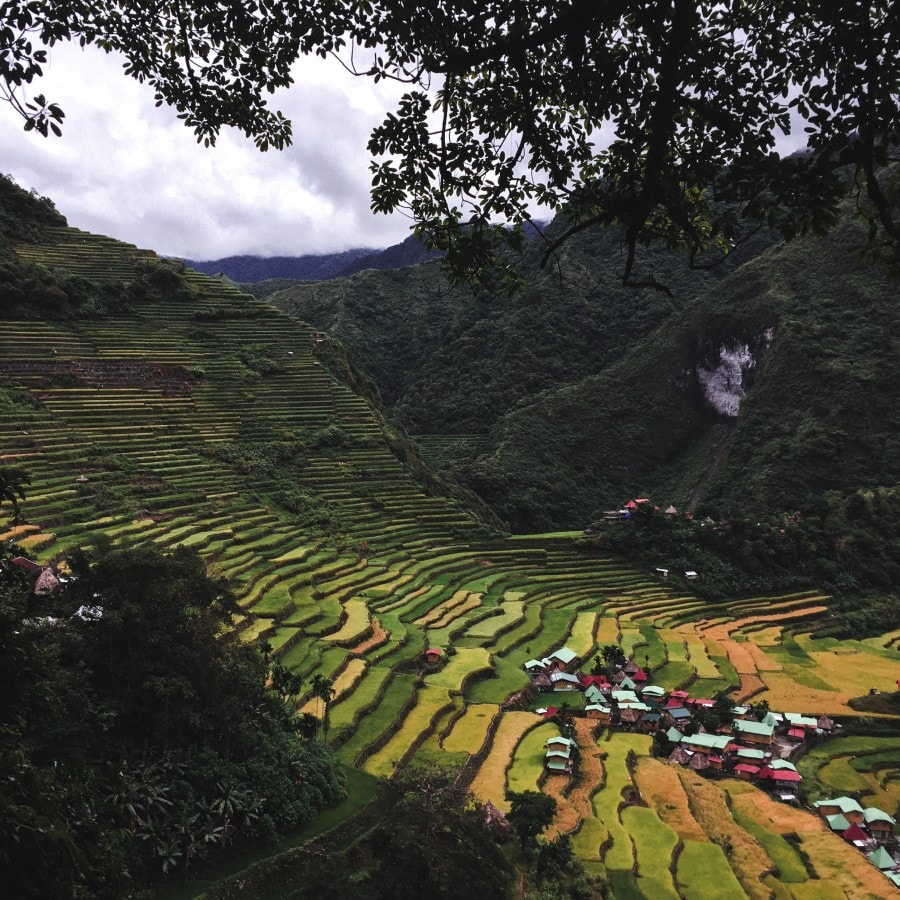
[457,211,900,534]
[3,5,900,283]
[0,173,64,243]
[272,220,774,434]
[0,463,29,518]
[506,789,556,848]
[363,769,515,900]
[0,544,345,896]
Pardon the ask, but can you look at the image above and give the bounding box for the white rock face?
[697,343,756,417]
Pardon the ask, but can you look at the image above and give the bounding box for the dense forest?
[0,537,346,897]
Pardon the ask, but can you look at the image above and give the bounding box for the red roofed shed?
[842,823,868,844]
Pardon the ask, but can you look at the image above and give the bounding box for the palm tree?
[310,674,335,739]
[0,465,30,524]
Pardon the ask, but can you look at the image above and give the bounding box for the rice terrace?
[2,222,899,898]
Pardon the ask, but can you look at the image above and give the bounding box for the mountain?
[2,178,898,900]
[469,212,900,531]
[183,235,440,285]
[267,211,899,534]
[335,233,441,277]
[269,221,775,435]
[265,206,900,613]
[181,247,376,282]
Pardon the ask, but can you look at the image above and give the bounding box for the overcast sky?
[1,43,414,261]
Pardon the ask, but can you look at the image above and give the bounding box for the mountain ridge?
[182,234,440,284]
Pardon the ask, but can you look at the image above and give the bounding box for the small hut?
[668,746,693,766]
[688,752,711,771]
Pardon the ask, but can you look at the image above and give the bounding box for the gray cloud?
[0,44,412,259]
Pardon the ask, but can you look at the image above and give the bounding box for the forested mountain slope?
[269,211,898,543]
[471,213,900,531]
[270,222,774,434]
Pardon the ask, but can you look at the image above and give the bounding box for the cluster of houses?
[585,497,680,528]
[525,646,835,800]
[813,796,899,886]
[525,645,898,884]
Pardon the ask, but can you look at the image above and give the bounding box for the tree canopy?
[3,1,899,286]
[0,543,345,895]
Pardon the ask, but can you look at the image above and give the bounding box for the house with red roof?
[733,763,761,781]
[11,555,42,575]
[842,823,869,846]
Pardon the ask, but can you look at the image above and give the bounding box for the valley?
[0,193,898,898]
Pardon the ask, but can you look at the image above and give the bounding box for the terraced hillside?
[2,226,898,898]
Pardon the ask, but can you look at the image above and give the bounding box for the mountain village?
[516,644,900,890]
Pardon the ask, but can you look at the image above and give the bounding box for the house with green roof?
[732,718,775,745]
[867,846,896,870]
[814,796,865,823]
[864,806,897,839]
[784,712,818,731]
[734,747,766,761]
[549,671,581,691]
[640,685,666,700]
[545,748,572,761]
[825,813,851,832]
[584,685,606,704]
[612,689,640,704]
[681,733,731,754]
[545,736,574,752]
[585,703,612,724]
[544,735,575,773]
[548,646,579,670]
[767,759,798,772]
